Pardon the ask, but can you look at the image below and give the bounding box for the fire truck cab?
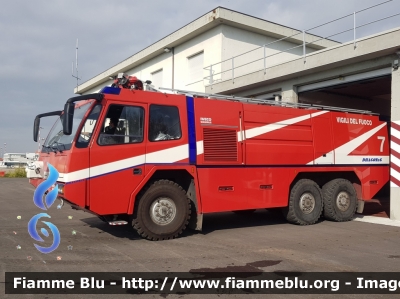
[28,74,390,241]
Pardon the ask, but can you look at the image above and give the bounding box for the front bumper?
[26,161,44,179]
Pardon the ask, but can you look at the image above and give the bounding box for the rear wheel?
[132,180,191,241]
[322,179,357,222]
[284,179,323,225]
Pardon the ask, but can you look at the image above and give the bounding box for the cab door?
[89,101,147,215]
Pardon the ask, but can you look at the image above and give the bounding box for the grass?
[3,168,27,178]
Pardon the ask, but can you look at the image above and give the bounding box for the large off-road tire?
[132,180,191,241]
[322,179,357,222]
[283,179,323,225]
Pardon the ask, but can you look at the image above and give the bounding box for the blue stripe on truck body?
[186,96,197,164]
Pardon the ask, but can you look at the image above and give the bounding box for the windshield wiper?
[50,143,58,153]
[41,145,51,153]
[51,142,65,153]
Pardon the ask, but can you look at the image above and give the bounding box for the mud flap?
[356,200,365,214]
[187,179,203,231]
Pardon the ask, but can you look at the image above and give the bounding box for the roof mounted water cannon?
[144,80,162,92]
[111,73,143,90]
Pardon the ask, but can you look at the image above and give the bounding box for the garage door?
[298,67,391,93]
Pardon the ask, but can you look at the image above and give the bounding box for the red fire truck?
[27,74,389,240]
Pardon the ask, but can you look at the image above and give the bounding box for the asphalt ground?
[1,178,400,299]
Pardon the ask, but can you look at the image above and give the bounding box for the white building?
[76,7,337,95]
[2,153,38,168]
[75,6,400,221]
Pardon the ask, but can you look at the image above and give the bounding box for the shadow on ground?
[78,208,288,240]
[363,181,390,218]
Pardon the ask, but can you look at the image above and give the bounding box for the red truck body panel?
[30,88,390,217]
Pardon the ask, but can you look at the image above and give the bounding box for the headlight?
[58,183,65,195]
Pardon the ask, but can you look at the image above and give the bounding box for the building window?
[187,51,204,84]
[149,105,181,142]
[151,69,163,88]
[98,105,144,146]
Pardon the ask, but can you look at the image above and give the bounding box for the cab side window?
[149,105,181,141]
[98,105,144,145]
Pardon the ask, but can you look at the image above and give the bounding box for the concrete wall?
[80,83,106,95]
[83,26,223,95]
[173,26,222,91]
[207,28,400,96]
[229,55,395,105]
[391,65,400,220]
[217,25,317,83]
[81,24,324,95]
[125,48,173,90]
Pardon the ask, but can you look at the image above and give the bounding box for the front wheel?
[283,179,323,225]
[132,180,191,241]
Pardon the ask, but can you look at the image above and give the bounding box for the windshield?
[43,101,93,152]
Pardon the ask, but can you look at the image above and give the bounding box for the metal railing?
[158,87,377,115]
[197,0,399,88]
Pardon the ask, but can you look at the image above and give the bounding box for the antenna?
[72,38,81,92]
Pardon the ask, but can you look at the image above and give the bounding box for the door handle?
[133,168,142,175]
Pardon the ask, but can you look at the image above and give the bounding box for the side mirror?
[62,93,103,135]
[33,117,40,142]
[63,102,75,135]
[32,111,63,142]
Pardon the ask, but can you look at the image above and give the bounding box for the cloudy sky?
[0,0,399,154]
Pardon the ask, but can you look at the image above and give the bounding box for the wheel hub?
[336,191,350,212]
[150,197,177,225]
[299,193,315,214]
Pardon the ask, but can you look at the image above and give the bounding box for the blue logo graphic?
[28,163,61,254]
[33,164,59,210]
[28,213,60,253]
